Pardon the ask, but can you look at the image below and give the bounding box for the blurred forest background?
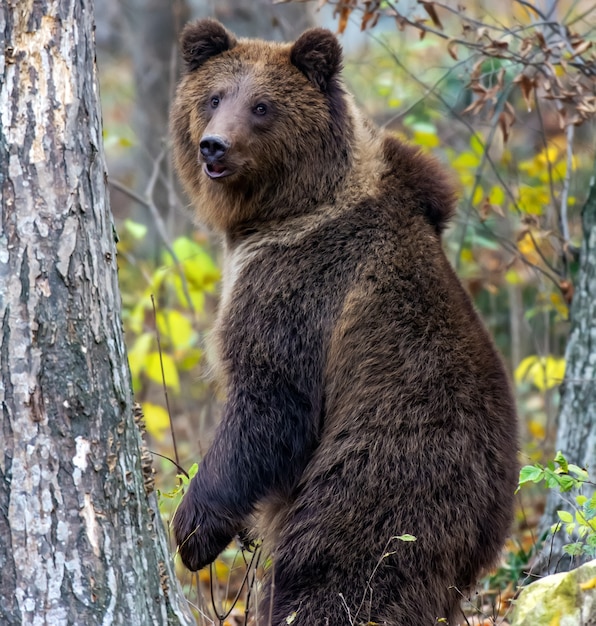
[94,0,595,623]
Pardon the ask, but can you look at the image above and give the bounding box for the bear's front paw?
[173,493,234,571]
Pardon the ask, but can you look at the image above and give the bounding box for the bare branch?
[108,177,196,313]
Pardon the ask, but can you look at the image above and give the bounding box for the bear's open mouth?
[204,162,232,179]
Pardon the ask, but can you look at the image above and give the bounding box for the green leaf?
[124,219,147,240]
[554,451,569,473]
[519,465,544,484]
[394,534,417,542]
[585,494,596,518]
[177,463,199,487]
[569,464,589,481]
[563,542,584,557]
[557,510,574,523]
[556,474,575,493]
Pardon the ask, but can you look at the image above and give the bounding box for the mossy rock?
[510,559,596,626]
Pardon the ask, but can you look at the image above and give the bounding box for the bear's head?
[170,19,354,232]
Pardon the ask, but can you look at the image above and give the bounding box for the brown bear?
[170,18,518,626]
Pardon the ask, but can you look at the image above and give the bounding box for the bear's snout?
[199,134,233,179]
[200,135,230,162]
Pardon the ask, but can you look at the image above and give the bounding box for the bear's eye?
[210,96,220,109]
[254,103,268,116]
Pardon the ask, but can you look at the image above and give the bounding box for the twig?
[455,85,515,271]
[109,176,195,313]
[559,122,574,249]
[151,294,180,468]
[148,449,189,478]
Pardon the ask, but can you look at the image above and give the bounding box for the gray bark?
[0,1,192,624]
[539,158,596,574]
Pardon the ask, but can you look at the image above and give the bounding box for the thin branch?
[455,86,515,271]
[516,0,548,20]
[151,294,180,468]
[109,176,195,313]
[559,122,575,247]
[148,449,189,478]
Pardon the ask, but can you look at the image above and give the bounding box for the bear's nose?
[199,135,230,161]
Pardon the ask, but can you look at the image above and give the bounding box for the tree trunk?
[539,159,596,574]
[0,2,192,624]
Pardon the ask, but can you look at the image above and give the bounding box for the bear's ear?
[290,28,343,92]
[180,19,237,72]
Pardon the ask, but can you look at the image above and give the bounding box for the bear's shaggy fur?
[171,19,518,626]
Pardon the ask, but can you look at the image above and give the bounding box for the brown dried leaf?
[560,279,574,305]
[496,67,505,90]
[520,37,533,57]
[462,98,486,116]
[419,1,443,30]
[416,18,428,40]
[480,198,505,221]
[484,39,509,58]
[513,73,536,112]
[571,40,593,58]
[361,10,376,31]
[470,59,484,81]
[337,6,351,34]
[447,38,459,60]
[504,101,516,117]
[557,107,567,129]
[498,109,515,144]
[536,31,547,51]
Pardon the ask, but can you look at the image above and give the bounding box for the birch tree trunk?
[0,2,192,624]
[539,160,596,574]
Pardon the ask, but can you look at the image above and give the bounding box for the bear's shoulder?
[381,134,458,234]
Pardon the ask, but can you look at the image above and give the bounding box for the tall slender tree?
[0,2,192,623]
[539,164,596,573]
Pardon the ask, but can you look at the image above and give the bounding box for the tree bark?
[539,158,596,574]
[0,2,192,624]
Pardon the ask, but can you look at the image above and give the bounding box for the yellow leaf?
[172,275,206,312]
[198,559,230,584]
[489,185,505,205]
[518,186,548,215]
[460,248,475,264]
[517,232,541,264]
[580,576,596,591]
[178,348,202,371]
[472,186,484,205]
[505,269,524,285]
[528,420,546,439]
[469,133,485,156]
[145,352,180,393]
[127,332,154,380]
[453,151,481,170]
[142,402,171,441]
[413,129,440,148]
[550,292,569,318]
[157,310,195,350]
[515,355,565,391]
[549,613,561,626]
